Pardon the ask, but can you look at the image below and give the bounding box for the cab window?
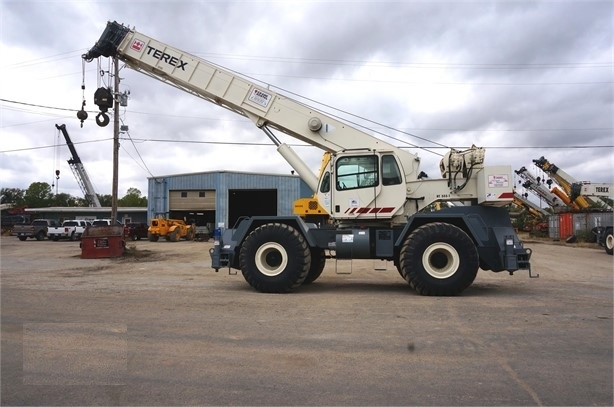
[336,155,378,190]
[320,171,331,193]
[382,155,402,185]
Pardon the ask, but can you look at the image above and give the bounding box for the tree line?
[1,182,147,209]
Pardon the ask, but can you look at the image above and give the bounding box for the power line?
[192,51,612,70]
[0,138,110,154]
[2,136,610,155]
[3,97,611,134]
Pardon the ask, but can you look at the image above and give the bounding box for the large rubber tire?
[170,228,180,242]
[18,236,27,241]
[185,227,195,241]
[239,223,310,293]
[148,233,159,242]
[399,223,478,296]
[303,248,326,285]
[605,232,613,255]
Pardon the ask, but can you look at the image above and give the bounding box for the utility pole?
[111,56,120,222]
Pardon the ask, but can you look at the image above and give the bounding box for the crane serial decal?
[248,88,272,108]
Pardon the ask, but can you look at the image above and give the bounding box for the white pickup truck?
[47,220,91,241]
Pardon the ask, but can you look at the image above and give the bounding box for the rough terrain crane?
[55,124,101,207]
[533,156,599,209]
[83,21,533,295]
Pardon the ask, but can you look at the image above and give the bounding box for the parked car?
[125,222,148,240]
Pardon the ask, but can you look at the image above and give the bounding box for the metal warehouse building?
[147,171,313,230]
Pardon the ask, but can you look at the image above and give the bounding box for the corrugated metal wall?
[147,171,312,227]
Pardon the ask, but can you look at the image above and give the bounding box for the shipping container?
[548,215,560,240]
[559,212,574,240]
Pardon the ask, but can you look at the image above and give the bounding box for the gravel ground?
[1,235,612,406]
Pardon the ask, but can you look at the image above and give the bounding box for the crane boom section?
[83,21,415,163]
[55,124,102,207]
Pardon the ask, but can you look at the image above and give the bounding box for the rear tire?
[18,236,27,241]
[605,232,613,255]
[35,231,45,241]
[399,223,478,296]
[239,223,310,293]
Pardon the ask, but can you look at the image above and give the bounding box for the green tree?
[51,192,81,207]
[98,194,113,207]
[0,187,26,208]
[74,197,90,207]
[118,187,147,207]
[24,182,53,208]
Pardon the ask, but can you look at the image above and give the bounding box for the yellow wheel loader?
[147,218,195,242]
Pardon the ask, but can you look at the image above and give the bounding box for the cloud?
[1,0,612,207]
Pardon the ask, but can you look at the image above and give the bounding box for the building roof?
[25,207,147,213]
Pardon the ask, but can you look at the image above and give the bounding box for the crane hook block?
[94,87,114,112]
[96,112,110,127]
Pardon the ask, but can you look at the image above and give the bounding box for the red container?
[559,212,573,240]
[80,225,125,259]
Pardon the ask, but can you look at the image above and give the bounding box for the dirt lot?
[1,235,612,406]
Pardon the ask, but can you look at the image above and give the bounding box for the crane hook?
[96,112,110,127]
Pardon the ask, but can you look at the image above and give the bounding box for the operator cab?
[317,151,406,220]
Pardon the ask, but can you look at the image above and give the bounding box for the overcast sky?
[1,0,612,205]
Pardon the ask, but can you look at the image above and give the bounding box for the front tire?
[399,223,478,296]
[185,227,195,241]
[303,248,325,285]
[239,223,310,293]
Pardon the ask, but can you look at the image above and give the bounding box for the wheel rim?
[422,242,460,279]
[606,234,614,250]
[255,242,288,277]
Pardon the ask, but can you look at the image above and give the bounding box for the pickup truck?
[125,222,148,240]
[91,219,123,227]
[48,220,91,241]
[12,219,60,241]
